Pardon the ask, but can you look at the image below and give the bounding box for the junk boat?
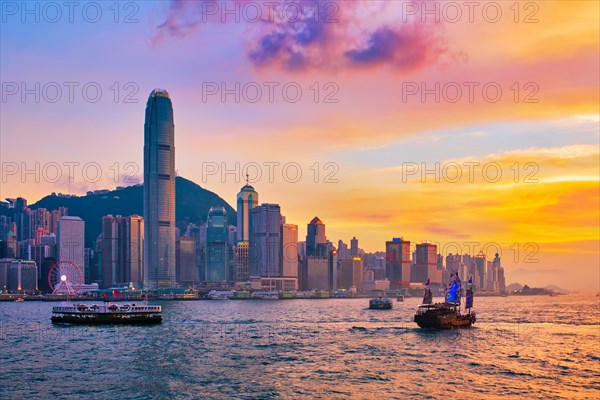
[369,297,393,310]
[51,303,162,325]
[414,276,476,329]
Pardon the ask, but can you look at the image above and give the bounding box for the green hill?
[24,176,235,247]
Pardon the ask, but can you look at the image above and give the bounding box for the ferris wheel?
[48,260,83,295]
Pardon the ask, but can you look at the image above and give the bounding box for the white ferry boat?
[251,291,279,300]
[369,297,393,310]
[207,290,235,300]
[51,303,162,325]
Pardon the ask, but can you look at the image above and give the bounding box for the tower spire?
[246,173,249,185]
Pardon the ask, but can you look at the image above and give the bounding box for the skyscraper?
[176,237,198,284]
[281,223,298,278]
[235,241,250,282]
[102,215,122,288]
[350,237,358,257]
[206,207,229,283]
[496,253,506,293]
[101,215,144,288]
[340,257,363,290]
[306,217,327,257]
[9,197,31,241]
[143,89,176,289]
[474,251,487,291]
[492,253,502,292]
[57,216,85,282]
[386,238,411,289]
[249,204,282,277]
[305,256,330,290]
[128,215,144,288]
[337,240,348,260]
[237,180,258,241]
[8,260,38,292]
[415,242,439,284]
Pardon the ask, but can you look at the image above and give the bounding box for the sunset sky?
[1,1,598,291]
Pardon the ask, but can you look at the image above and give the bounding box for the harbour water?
[1,295,598,399]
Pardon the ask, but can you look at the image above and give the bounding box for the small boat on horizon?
[369,297,393,310]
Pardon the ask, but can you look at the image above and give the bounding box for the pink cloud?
[153,0,457,73]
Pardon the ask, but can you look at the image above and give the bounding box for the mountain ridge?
[3,176,236,247]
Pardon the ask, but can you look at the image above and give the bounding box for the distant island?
[506,283,573,296]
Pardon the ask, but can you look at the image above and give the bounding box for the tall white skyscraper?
[143,89,176,289]
[57,216,85,282]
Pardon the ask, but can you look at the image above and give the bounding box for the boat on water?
[15,298,24,302]
[251,291,279,300]
[51,303,162,325]
[414,276,476,329]
[369,297,393,310]
[207,290,234,300]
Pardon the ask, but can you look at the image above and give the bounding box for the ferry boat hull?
[51,304,162,325]
[51,314,162,325]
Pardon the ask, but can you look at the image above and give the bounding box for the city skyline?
[1,3,597,399]
[1,2,598,292]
